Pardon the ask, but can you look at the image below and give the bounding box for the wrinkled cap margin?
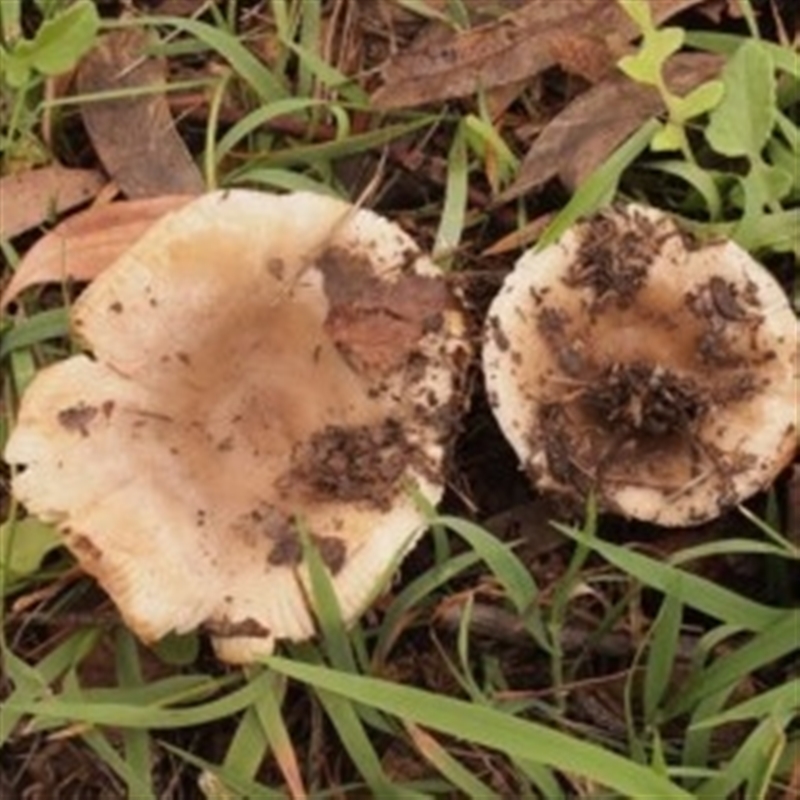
[5,190,469,662]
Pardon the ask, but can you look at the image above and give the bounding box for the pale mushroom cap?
[6,190,468,662]
[483,204,798,526]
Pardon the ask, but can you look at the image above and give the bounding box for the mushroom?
[483,204,798,526]
[5,190,468,662]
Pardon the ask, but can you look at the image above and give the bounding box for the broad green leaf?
[670,80,724,121]
[618,28,684,86]
[0,43,31,88]
[638,160,723,219]
[0,0,21,44]
[736,207,800,253]
[685,31,799,78]
[0,517,61,579]
[651,120,687,152]
[14,0,99,77]
[706,40,776,157]
[152,631,200,666]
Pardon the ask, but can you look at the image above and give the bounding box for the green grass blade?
[162,742,285,799]
[536,119,659,250]
[373,550,482,666]
[246,117,435,169]
[644,594,683,723]
[249,669,305,799]
[222,704,269,780]
[0,628,100,747]
[553,523,784,631]
[669,611,800,718]
[214,97,328,164]
[110,16,288,102]
[284,39,369,105]
[695,713,790,800]
[229,168,343,197]
[690,679,800,730]
[0,308,70,358]
[315,686,422,799]
[301,524,356,674]
[433,119,469,264]
[6,670,269,728]
[669,536,798,564]
[432,516,538,614]
[115,629,155,799]
[82,727,154,799]
[267,657,694,798]
[405,720,501,799]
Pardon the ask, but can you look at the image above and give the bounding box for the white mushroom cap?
[483,204,798,526]
[5,190,468,662]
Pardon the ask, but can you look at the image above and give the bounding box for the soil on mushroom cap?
[508,211,786,516]
[585,361,708,437]
[287,418,414,509]
[566,207,667,307]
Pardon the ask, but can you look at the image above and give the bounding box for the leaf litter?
[76,27,204,198]
[1,0,798,796]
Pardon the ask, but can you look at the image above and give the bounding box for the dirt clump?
[287,419,411,508]
[566,208,661,307]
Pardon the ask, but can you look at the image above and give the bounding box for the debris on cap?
[5,190,469,662]
[483,204,798,526]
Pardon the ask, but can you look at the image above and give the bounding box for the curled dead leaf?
[76,28,204,198]
[0,166,107,239]
[500,53,724,201]
[372,0,704,109]
[1,196,192,310]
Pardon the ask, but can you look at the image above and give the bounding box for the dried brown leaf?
[76,28,204,199]
[372,0,704,108]
[0,166,106,239]
[0,196,192,310]
[500,52,724,202]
